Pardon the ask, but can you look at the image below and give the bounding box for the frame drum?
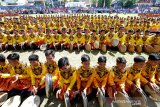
[64,92,71,107]
[97,88,106,107]
[94,40,99,49]
[45,73,53,98]
[144,82,160,101]
[82,91,88,107]
[131,84,148,107]
[20,95,40,107]
[85,43,91,51]
[119,44,127,53]
[112,39,119,47]
[2,95,21,107]
[0,92,8,106]
[114,92,132,107]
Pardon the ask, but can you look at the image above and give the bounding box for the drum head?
[2,95,21,107]
[94,40,99,49]
[40,44,47,51]
[82,92,88,107]
[131,85,147,107]
[112,39,119,47]
[64,93,71,107]
[85,43,91,51]
[128,44,135,52]
[70,44,73,51]
[136,45,142,53]
[119,45,127,53]
[20,95,40,107]
[144,83,160,101]
[101,44,107,52]
[0,92,8,106]
[97,88,106,107]
[114,92,132,107]
[45,73,53,98]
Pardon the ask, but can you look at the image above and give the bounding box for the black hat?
[81,54,90,62]
[45,50,55,57]
[7,53,19,60]
[0,54,5,62]
[58,57,69,68]
[29,54,39,61]
[128,29,133,33]
[134,56,146,63]
[116,57,127,64]
[157,54,160,60]
[98,56,107,63]
[148,53,159,61]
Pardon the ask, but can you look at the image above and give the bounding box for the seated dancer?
[93,56,112,97]
[27,54,46,95]
[109,57,128,98]
[155,54,160,85]
[44,50,59,89]
[76,54,95,99]
[126,56,147,94]
[6,53,30,97]
[56,57,77,100]
[0,54,11,92]
[141,54,159,87]
[73,28,85,50]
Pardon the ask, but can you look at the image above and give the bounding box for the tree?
[105,0,112,8]
[91,0,97,6]
[98,0,104,7]
[123,0,134,7]
[74,0,80,2]
[119,0,137,7]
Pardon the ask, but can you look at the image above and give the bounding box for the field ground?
[1,50,160,107]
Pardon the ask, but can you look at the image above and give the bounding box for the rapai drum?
[119,44,127,53]
[131,84,148,107]
[0,92,8,106]
[144,82,160,101]
[101,44,107,52]
[94,40,99,49]
[20,95,40,107]
[82,91,88,107]
[97,88,106,107]
[113,92,132,107]
[85,43,91,51]
[2,95,21,107]
[45,73,53,98]
[112,39,119,47]
[64,92,71,107]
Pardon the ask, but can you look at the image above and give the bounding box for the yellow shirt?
[141,64,157,84]
[5,35,14,44]
[77,66,95,90]
[44,61,59,81]
[58,67,76,90]
[116,33,126,44]
[93,66,110,88]
[126,67,146,88]
[74,33,85,44]
[44,34,54,44]
[133,35,143,45]
[28,63,47,86]
[111,66,128,90]
[28,33,38,42]
[84,34,91,44]
[53,34,60,43]
[156,65,160,82]
[0,63,12,78]
[125,35,135,44]
[13,35,23,44]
